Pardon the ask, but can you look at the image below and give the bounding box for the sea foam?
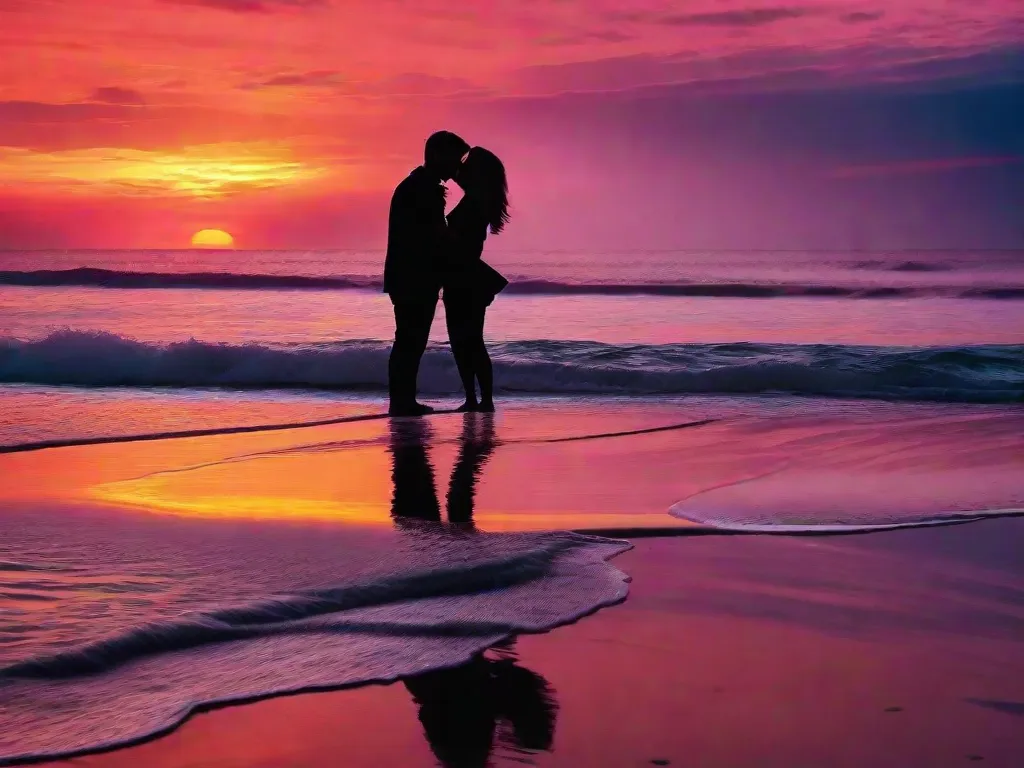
[0,528,629,764]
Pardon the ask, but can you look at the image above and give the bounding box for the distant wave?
[852,259,955,273]
[2,331,1021,402]
[0,267,379,291]
[1,267,1022,299]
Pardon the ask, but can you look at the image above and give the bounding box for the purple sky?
[0,0,1021,249]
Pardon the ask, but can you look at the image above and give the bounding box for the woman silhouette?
[443,147,510,413]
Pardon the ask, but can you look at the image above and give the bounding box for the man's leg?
[405,297,437,402]
[389,301,408,408]
[388,419,441,523]
[390,298,437,414]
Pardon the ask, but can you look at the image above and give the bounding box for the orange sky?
[1,0,1022,249]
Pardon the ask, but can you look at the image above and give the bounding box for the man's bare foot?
[388,401,435,417]
[455,399,479,412]
[477,399,495,412]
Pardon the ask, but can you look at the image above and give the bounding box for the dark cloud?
[511,47,852,97]
[238,70,483,97]
[159,0,328,12]
[0,100,130,124]
[512,52,695,94]
[239,70,340,89]
[0,99,319,151]
[842,11,885,24]
[350,72,485,96]
[660,7,812,28]
[508,42,1024,97]
[88,86,146,105]
[828,156,1023,178]
[0,99,172,151]
[871,45,1024,88]
[538,29,633,46]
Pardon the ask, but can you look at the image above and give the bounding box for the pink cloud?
[658,7,814,27]
[158,0,327,12]
[88,86,146,105]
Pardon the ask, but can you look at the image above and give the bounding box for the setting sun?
[191,229,235,248]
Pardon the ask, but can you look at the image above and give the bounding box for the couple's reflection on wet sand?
[404,644,558,768]
[388,412,497,531]
[387,415,559,766]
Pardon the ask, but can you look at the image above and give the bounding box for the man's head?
[424,131,470,181]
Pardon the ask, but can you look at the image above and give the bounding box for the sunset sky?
[1,0,1021,250]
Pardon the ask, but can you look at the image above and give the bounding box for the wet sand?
[48,520,1024,768]
[2,398,1022,767]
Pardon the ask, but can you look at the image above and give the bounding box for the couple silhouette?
[384,131,510,417]
[403,642,559,768]
[387,414,559,766]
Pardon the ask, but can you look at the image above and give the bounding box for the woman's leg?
[444,299,478,408]
[473,304,494,410]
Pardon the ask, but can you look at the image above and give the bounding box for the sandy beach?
[42,523,1024,768]
[1,398,1021,767]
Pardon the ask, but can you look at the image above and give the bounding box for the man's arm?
[421,180,448,273]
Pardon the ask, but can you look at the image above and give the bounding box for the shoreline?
[1,397,1022,766]
[33,520,1024,767]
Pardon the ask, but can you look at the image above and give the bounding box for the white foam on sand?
[0,527,629,765]
[670,467,1024,533]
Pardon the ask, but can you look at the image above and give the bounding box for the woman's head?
[456,147,510,234]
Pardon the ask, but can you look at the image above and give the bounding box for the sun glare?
[0,143,324,198]
[191,229,235,248]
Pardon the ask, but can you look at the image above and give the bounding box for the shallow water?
[0,502,628,763]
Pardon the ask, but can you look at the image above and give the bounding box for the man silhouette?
[385,130,471,416]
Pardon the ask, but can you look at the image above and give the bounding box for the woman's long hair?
[462,147,510,234]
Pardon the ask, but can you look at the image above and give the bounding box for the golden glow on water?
[91,480,388,524]
[85,442,395,524]
[89,467,690,530]
[7,403,1020,533]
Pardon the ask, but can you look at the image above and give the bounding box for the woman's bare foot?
[455,399,479,412]
[477,399,495,412]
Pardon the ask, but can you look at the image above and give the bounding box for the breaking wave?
[1,331,1021,403]
[0,530,629,764]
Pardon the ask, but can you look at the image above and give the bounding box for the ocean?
[1,247,1022,449]
[1,247,1022,763]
